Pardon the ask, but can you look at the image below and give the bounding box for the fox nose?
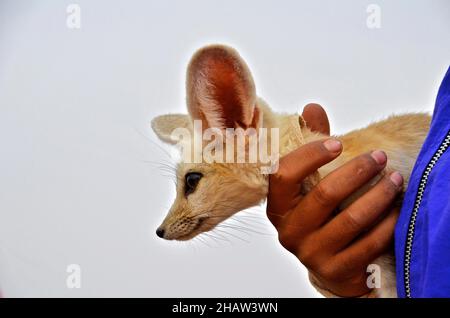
[156,228,165,238]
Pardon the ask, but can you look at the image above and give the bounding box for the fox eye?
[185,172,203,196]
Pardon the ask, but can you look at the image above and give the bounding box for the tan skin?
[267,103,403,297]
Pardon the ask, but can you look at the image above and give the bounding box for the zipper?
[404,130,450,298]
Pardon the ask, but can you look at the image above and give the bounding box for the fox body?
[152,45,430,297]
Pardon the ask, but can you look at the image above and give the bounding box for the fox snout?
[155,214,209,240]
[155,227,165,238]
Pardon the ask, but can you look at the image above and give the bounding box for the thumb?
[301,103,330,136]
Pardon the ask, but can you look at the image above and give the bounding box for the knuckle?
[270,163,295,185]
[380,177,398,197]
[269,168,286,185]
[296,237,321,268]
[266,212,279,227]
[316,263,341,281]
[277,231,297,253]
[342,210,363,232]
[300,144,320,160]
[359,154,379,173]
[347,155,378,180]
[366,238,383,254]
[298,246,317,267]
[311,183,335,206]
[337,255,358,275]
[303,141,331,161]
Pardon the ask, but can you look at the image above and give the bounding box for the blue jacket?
[395,67,450,298]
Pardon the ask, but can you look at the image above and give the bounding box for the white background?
[0,0,449,297]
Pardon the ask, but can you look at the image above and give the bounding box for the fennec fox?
[151,44,430,297]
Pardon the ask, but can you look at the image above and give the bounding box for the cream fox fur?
[151,44,431,298]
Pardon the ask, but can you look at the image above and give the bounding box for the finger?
[319,172,403,251]
[285,150,388,230]
[333,207,400,273]
[267,138,342,222]
[302,103,330,135]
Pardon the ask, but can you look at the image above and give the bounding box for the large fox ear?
[186,45,261,130]
[151,114,191,144]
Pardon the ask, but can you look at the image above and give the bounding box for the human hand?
[266,104,403,297]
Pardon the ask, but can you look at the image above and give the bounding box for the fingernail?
[371,150,387,165]
[323,139,342,153]
[390,171,404,187]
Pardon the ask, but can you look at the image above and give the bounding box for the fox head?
[151,45,273,240]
